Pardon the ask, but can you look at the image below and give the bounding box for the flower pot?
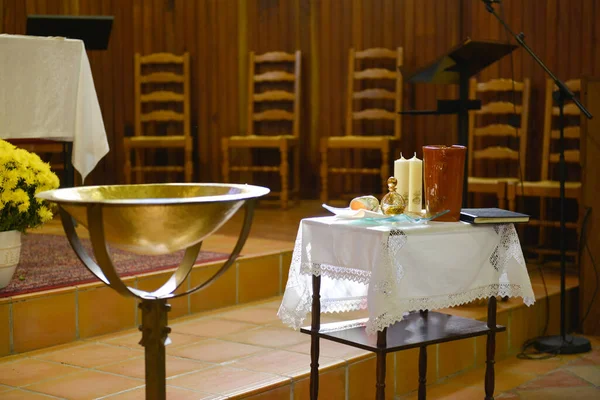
[0,230,21,289]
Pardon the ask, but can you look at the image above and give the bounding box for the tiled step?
[0,250,292,356]
[0,270,582,399]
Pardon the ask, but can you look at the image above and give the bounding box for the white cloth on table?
[278,217,535,335]
[0,34,109,182]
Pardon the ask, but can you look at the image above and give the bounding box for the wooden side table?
[301,275,506,400]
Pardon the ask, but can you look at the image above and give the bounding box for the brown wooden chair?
[7,140,65,174]
[467,78,531,209]
[320,47,403,203]
[507,78,582,265]
[124,52,192,183]
[221,51,301,209]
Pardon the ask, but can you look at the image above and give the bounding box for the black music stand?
[24,14,113,187]
[400,38,518,205]
[26,15,113,50]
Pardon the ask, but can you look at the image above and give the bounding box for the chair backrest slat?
[467,77,531,178]
[345,47,403,139]
[353,88,396,100]
[246,50,301,138]
[140,91,185,103]
[542,78,582,180]
[254,90,296,102]
[473,124,519,137]
[253,109,295,122]
[140,110,185,123]
[134,52,190,139]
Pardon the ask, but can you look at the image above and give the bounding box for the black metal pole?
[558,94,567,341]
[481,0,592,355]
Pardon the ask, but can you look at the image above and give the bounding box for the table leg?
[418,346,427,400]
[485,296,497,400]
[310,274,321,400]
[63,142,74,188]
[376,328,387,400]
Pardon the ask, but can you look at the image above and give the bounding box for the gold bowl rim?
[36,183,270,206]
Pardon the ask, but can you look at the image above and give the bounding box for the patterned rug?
[0,234,229,298]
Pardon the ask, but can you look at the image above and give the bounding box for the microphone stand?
[482,0,593,354]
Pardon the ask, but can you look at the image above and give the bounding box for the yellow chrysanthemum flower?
[0,139,60,232]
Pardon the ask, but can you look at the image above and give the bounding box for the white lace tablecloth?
[278,217,535,334]
[0,34,109,182]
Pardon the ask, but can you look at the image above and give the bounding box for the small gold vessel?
[381,177,407,216]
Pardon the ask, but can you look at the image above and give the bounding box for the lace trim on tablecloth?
[367,283,535,334]
[278,294,368,330]
[300,262,371,283]
[372,229,407,296]
[490,224,526,272]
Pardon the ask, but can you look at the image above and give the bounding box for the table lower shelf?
[300,311,506,353]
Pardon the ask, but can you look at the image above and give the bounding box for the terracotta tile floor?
[0,296,598,399]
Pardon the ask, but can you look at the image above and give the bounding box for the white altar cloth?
[278,217,535,334]
[0,34,109,182]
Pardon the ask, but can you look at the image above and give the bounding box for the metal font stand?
[482,0,593,354]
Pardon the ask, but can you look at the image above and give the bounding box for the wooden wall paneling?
[307,0,321,195]
[224,0,239,182]
[238,0,248,138]
[402,0,416,155]
[595,1,600,77]
[412,0,429,156]
[580,0,593,77]
[208,0,221,182]
[295,0,313,192]
[318,0,332,193]
[0,0,596,199]
[195,0,210,181]
[110,0,126,185]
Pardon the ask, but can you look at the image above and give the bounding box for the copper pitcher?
[423,145,466,222]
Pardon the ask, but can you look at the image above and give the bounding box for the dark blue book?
[460,208,530,224]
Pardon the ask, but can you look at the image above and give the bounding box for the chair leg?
[280,142,290,209]
[497,182,507,210]
[293,145,300,202]
[320,141,329,204]
[381,145,390,195]
[184,139,193,182]
[124,145,132,185]
[343,150,353,194]
[538,196,548,263]
[134,149,143,184]
[222,140,230,183]
[507,183,516,212]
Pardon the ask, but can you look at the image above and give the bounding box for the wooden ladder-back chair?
[467,78,531,209]
[124,52,192,183]
[320,47,403,203]
[508,78,582,266]
[7,140,66,175]
[221,50,301,209]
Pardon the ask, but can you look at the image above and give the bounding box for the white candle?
[393,153,409,203]
[408,153,423,213]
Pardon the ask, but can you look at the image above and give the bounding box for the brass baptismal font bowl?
[37,183,270,400]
